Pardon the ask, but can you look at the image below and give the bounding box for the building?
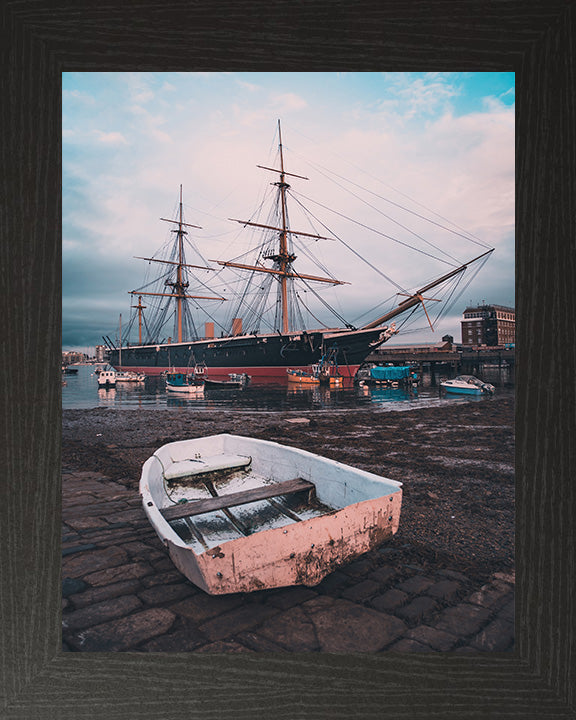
[62,350,87,365]
[461,304,515,346]
[373,339,454,356]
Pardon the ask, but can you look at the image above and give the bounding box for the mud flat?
[62,396,514,652]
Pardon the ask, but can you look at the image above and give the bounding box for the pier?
[365,342,515,384]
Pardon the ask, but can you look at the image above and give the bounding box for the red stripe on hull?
[116,364,361,384]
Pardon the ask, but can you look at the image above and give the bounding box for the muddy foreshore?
[63,395,514,587]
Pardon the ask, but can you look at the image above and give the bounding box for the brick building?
[62,350,87,364]
[461,304,515,346]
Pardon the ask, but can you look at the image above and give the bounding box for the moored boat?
[286,368,320,385]
[115,371,146,383]
[97,369,117,387]
[287,351,343,386]
[440,375,495,395]
[204,373,250,389]
[165,372,204,394]
[366,365,419,387]
[324,375,343,387]
[140,434,402,594]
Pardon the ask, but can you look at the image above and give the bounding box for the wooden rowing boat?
[140,434,402,594]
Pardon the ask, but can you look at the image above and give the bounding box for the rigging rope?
[291,273,354,328]
[295,291,334,328]
[291,190,456,271]
[288,192,408,293]
[288,140,490,248]
[298,166,462,264]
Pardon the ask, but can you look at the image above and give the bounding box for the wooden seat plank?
[161,477,315,522]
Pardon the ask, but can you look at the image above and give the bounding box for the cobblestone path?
[62,470,514,653]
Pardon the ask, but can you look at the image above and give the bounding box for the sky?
[62,72,515,352]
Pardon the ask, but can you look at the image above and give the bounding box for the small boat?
[204,373,250,389]
[112,316,146,383]
[62,366,78,375]
[140,434,402,595]
[318,348,344,386]
[286,368,320,385]
[288,349,343,387]
[317,365,343,387]
[366,365,419,387]
[323,375,343,387]
[165,372,204,394]
[287,367,343,387]
[115,371,146,383]
[440,375,495,395]
[97,369,117,387]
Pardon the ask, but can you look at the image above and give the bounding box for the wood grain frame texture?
[0,1,574,718]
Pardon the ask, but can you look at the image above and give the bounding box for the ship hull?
[108,326,392,381]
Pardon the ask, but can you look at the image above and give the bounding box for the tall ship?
[105,121,493,381]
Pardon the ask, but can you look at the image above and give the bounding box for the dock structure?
[366,342,515,384]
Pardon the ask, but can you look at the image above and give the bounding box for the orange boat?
[286,368,320,385]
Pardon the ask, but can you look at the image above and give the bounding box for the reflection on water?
[63,364,513,412]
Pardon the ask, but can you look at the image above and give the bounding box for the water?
[62,365,513,412]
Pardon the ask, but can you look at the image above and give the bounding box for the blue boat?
[367,365,418,387]
[441,375,495,395]
[165,372,204,394]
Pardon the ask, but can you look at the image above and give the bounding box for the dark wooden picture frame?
[1,1,574,717]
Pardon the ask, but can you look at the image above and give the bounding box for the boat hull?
[440,375,494,395]
[97,370,117,387]
[166,383,204,393]
[203,380,243,388]
[166,495,401,594]
[441,385,483,395]
[140,434,402,595]
[109,326,393,380]
[115,372,145,383]
[286,371,320,385]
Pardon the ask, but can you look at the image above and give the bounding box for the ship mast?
[277,122,290,333]
[176,186,185,341]
[215,120,346,334]
[129,186,225,344]
[131,295,146,345]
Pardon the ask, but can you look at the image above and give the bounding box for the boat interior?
[150,455,328,553]
[142,435,401,555]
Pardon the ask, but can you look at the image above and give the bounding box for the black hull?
[108,327,391,379]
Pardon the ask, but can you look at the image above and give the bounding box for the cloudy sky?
[62,72,514,352]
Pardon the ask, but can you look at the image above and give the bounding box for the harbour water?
[62,365,513,412]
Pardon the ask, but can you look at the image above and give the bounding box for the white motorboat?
[97,369,117,387]
[440,375,495,395]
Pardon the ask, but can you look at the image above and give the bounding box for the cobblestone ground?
[62,470,514,653]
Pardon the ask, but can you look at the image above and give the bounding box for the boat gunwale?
[140,433,402,555]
